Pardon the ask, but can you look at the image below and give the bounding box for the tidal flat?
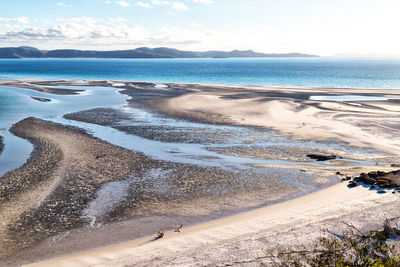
[0,79,399,266]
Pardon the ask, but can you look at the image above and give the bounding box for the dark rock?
[392,169,400,175]
[368,171,378,178]
[377,190,386,194]
[348,182,358,188]
[360,173,376,185]
[306,154,338,161]
[376,179,391,188]
[378,173,400,187]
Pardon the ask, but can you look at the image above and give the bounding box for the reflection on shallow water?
[0,85,128,177]
[309,95,390,102]
[0,131,33,177]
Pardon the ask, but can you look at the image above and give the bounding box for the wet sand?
[0,117,305,266]
[30,183,400,267]
[0,80,399,266]
[0,117,154,263]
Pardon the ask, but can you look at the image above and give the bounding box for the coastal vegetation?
[269,219,400,267]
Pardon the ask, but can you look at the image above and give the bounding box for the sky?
[1,0,400,56]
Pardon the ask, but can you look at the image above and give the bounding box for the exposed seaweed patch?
[0,135,3,155]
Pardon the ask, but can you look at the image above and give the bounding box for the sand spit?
[0,80,83,95]
[64,108,131,126]
[31,97,51,102]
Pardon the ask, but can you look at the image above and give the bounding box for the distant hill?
[0,46,318,59]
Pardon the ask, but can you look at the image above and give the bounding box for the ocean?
[0,57,400,88]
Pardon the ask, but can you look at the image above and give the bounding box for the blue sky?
[1,0,399,55]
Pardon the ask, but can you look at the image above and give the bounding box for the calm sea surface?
[0,57,400,88]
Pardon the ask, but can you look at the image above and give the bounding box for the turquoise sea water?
[0,57,400,88]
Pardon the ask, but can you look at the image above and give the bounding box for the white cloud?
[0,17,298,54]
[137,1,151,8]
[56,2,67,7]
[171,2,188,10]
[105,0,112,3]
[0,17,150,45]
[0,17,288,53]
[0,17,30,24]
[116,1,130,7]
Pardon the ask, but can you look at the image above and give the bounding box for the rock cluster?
[347,169,400,190]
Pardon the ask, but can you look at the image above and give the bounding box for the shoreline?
[2,78,400,94]
[31,182,400,267]
[2,76,400,91]
[0,79,399,265]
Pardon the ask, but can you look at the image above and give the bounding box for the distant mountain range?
[0,46,318,59]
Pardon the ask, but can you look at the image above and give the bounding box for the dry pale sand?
[31,183,400,267]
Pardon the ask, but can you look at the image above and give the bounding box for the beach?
[29,182,400,267]
[0,80,399,266]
